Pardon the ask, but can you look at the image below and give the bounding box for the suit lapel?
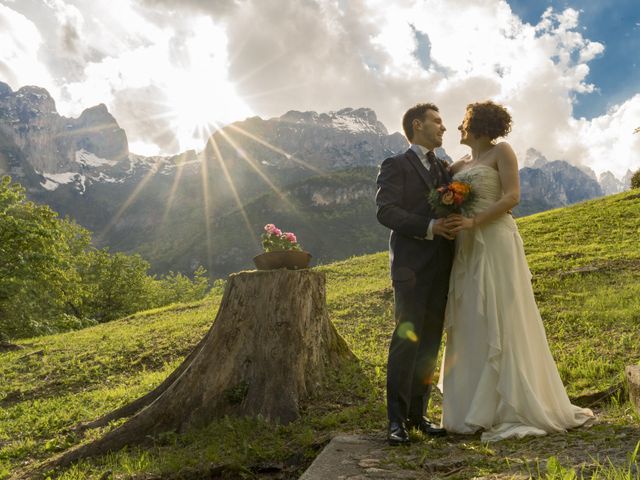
[406,149,435,188]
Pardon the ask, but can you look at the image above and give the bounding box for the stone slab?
[298,435,422,480]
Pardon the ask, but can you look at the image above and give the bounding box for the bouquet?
[261,223,303,252]
[428,178,477,217]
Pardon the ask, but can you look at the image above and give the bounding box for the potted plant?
[253,223,312,270]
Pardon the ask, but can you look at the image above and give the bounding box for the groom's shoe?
[407,417,447,437]
[387,422,410,446]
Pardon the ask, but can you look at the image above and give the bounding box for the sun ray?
[207,124,258,249]
[231,50,289,90]
[54,102,180,140]
[159,166,183,226]
[197,124,216,273]
[213,128,298,213]
[241,81,311,102]
[147,153,196,262]
[97,160,161,241]
[227,124,327,176]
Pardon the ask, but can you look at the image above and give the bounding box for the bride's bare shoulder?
[493,141,516,155]
[493,142,517,165]
[450,154,471,174]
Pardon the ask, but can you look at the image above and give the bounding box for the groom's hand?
[432,218,455,240]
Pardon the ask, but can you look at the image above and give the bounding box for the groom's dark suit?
[375,147,454,425]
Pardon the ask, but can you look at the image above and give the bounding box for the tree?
[631,169,640,190]
[0,175,212,340]
[0,176,89,339]
[76,249,154,323]
[150,266,210,306]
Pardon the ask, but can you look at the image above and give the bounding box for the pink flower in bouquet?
[283,232,297,243]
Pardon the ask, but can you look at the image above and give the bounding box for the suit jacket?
[375,148,454,282]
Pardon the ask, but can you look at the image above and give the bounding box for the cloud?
[0,4,57,93]
[43,0,85,54]
[0,0,637,176]
[59,14,250,152]
[571,95,640,176]
[137,0,239,17]
[198,0,633,174]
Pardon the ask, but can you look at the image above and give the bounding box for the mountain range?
[0,81,634,276]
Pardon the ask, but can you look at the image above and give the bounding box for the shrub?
[631,169,640,189]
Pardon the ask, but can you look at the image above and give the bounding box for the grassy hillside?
[1,190,639,479]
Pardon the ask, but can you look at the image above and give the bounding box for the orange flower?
[453,193,464,205]
[450,181,471,195]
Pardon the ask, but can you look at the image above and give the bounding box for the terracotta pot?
[253,250,312,270]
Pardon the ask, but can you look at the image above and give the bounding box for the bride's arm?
[447,143,520,232]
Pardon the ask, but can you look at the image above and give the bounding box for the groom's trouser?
[386,263,451,424]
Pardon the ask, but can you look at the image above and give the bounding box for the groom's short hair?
[402,103,439,141]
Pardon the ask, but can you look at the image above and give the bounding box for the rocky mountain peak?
[206,107,406,171]
[279,107,388,135]
[0,84,129,176]
[0,82,12,98]
[16,85,57,116]
[516,159,605,216]
[78,103,112,124]
[599,170,626,195]
[524,148,548,168]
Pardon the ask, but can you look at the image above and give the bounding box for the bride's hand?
[444,214,475,233]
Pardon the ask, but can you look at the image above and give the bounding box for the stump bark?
[626,365,640,415]
[27,269,355,478]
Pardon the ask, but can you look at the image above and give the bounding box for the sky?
[0,0,638,178]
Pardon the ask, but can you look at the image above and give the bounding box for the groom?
[375,103,455,445]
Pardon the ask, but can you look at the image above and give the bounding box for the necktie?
[426,151,437,171]
[426,151,442,185]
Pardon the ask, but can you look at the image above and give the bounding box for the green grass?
[1,190,640,479]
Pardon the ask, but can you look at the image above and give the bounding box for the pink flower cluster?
[264,224,297,244]
[262,223,301,252]
[264,223,282,237]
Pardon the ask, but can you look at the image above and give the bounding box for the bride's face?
[458,110,473,146]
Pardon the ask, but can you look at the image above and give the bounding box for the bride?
[440,101,595,442]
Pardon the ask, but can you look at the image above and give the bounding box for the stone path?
[298,434,466,480]
[299,435,417,479]
[298,422,640,479]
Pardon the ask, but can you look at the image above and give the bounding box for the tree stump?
[626,365,640,415]
[27,269,355,478]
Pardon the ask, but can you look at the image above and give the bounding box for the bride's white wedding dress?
[439,165,595,442]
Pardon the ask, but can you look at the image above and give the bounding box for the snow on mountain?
[75,149,118,168]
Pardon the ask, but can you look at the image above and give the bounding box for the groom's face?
[413,109,446,150]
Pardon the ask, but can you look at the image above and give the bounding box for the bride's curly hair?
[463,101,512,140]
